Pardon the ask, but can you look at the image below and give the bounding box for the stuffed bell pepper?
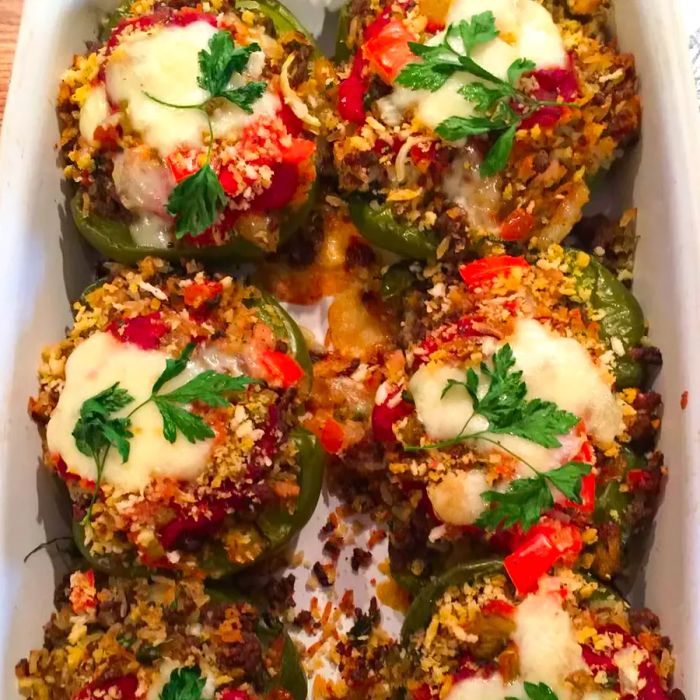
[29,258,323,578]
[332,0,641,258]
[399,561,682,699]
[59,0,332,262]
[16,569,307,700]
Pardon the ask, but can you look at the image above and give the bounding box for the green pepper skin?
[202,588,307,700]
[401,560,503,641]
[572,254,645,388]
[349,198,438,260]
[380,262,416,302]
[76,0,319,264]
[334,2,352,62]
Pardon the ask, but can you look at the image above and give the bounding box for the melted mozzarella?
[428,469,490,525]
[113,149,175,218]
[508,318,623,445]
[513,588,585,699]
[447,675,524,700]
[79,84,109,144]
[130,214,172,248]
[382,0,567,131]
[105,21,279,156]
[46,332,214,493]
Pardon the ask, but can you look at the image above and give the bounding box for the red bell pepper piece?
[219,691,252,700]
[169,10,219,27]
[260,350,305,388]
[504,531,560,594]
[480,599,516,617]
[363,19,416,84]
[500,207,535,241]
[108,312,168,350]
[183,281,223,309]
[459,255,530,289]
[249,162,300,211]
[338,50,368,124]
[371,391,414,442]
[74,674,138,700]
[318,418,345,454]
[281,138,316,164]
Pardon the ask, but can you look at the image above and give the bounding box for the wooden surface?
[0,0,23,122]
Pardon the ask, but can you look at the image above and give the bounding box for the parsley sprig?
[72,343,262,524]
[506,682,560,700]
[406,344,591,531]
[161,666,205,700]
[395,11,578,175]
[145,30,266,238]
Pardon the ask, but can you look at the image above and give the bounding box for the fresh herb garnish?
[407,344,590,531]
[160,666,205,700]
[145,30,266,237]
[396,11,577,175]
[506,681,560,700]
[73,343,262,524]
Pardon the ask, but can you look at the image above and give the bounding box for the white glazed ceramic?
[0,1,699,697]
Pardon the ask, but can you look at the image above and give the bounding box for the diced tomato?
[371,390,414,442]
[459,255,530,289]
[250,162,300,211]
[363,9,392,40]
[318,418,345,454]
[69,570,97,614]
[363,19,416,84]
[338,76,367,124]
[281,138,316,164]
[183,281,223,309]
[218,168,239,195]
[500,208,535,241]
[74,674,138,700]
[425,19,445,33]
[504,531,560,594]
[109,312,168,350]
[480,599,516,617]
[159,499,233,550]
[260,350,305,388]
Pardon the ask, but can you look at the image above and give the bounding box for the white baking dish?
[0,0,699,697]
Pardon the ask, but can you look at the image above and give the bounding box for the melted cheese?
[105,21,279,156]
[380,0,567,131]
[428,469,490,525]
[447,675,524,700]
[513,588,585,699]
[130,213,172,248]
[508,319,623,445]
[79,84,109,144]
[46,332,214,493]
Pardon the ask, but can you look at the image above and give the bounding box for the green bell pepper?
[69,280,324,579]
[349,198,439,260]
[205,588,308,700]
[572,253,646,388]
[72,426,324,579]
[380,262,416,302]
[78,0,319,264]
[334,2,353,62]
[401,559,504,641]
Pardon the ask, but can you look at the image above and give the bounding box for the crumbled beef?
[350,547,372,572]
[344,237,376,271]
[312,561,335,587]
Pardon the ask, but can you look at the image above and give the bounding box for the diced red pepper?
[167,152,200,183]
[92,123,121,148]
[425,19,445,33]
[74,675,138,700]
[504,531,560,594]
[410,684,435,700]
[500,207,535,241]
[371,391,414,442]
[106,16,157,54]
[562,472,596,513]
[626,468,658,492]
[363,9,392,40]
[169,10,219,27]
[480,599,516,617]
[183,281,223,309]
[520,54,579,129]
[109,312,168,350]
[260,350,305,388]
[459,255,530,289]
[363,19,416,84]
[318,418,345,454]
[338,51,368,124]
[281,138,316,164]
[249,162,300,211]
[279,102,304,136]
[219,691,252,700]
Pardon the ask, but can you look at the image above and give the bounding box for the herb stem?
[142,91,206,110]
